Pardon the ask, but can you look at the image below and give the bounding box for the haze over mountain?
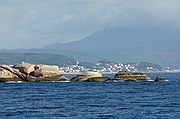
[1,0,180,49]
[44,26,180,67]
[1,1,180,68]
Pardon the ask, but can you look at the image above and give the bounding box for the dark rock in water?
[71,72,103,82]
[0,77,23,82]
[114,71,150,81]
[85,77,110,82]
[154,76,167,82]
[34,75,70,82]
[26,75,69,82]
[27,74,69,82]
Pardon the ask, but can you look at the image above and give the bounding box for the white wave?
[6,81,24,83]
[147,80,154,82]
[51,81,71,82]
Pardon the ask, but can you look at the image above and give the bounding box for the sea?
[0,73,180,119]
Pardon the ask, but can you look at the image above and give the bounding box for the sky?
[0,0,180,49]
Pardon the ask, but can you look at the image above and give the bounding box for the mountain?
[44,26,180,67]
[0,53,77,66]
[1,26,179,68]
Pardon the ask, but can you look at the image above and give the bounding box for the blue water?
[0,73,180,119]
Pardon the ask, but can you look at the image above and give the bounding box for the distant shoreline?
[61,71,180,75]
[60,72,117,75]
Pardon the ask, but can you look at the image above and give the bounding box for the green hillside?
[0,53,77,66]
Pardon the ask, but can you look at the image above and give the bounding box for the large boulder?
[30,64,60,78]
[14,62,35,74]
[114,71,150,81]
[85,77,110,82]
[35,64,59,72]
[71,72,103,82]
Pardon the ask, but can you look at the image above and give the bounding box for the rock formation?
[0,65,25,82]
[14,62,35,74]
[35,75,69,82]
[85,77,110,82]
[0,63,68,82]
[0,64,169,83]
[114,71,150,81]
[71,72,103,82]
[32,64,60,77]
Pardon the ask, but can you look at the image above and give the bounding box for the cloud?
[0,0,180,48]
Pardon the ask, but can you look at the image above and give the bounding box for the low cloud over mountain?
[44,26,180,67]
[0,0,180,48]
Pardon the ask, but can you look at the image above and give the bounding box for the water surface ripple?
[0,73,180,119]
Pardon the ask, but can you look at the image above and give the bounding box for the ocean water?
[0,73,180,119]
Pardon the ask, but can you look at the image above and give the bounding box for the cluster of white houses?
[59,63,158,73]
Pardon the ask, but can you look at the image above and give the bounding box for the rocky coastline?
[0,62,167,83]
[0,62,69,82]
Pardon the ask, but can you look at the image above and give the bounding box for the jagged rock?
[71,72,103,82]
[85,77,110,82]
[12,68,28,82]
[1,64,33,82]
[114,71,150,81]
[0,65,14,72]
[0,67,15,78]
[0,66,22,82]
[155,76,167,82]
[14,62,35,74]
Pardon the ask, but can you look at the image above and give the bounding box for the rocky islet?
[0,63,167,82]
[0,62,69,82]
